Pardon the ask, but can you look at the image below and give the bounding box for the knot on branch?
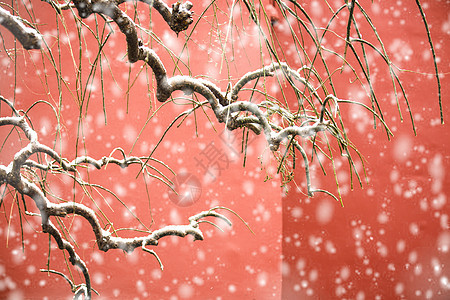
[73,0,94,19]
[97,230,111,251]
[169,1,193,35]
[18,27,42,49]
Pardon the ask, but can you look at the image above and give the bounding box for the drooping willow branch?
[415,0,443,124]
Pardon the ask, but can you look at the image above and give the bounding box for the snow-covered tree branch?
[0,95,236,299]
[0,0,443,299]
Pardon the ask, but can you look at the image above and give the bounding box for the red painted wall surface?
[0,1,448,299]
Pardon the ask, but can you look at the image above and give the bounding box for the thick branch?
[0,6,42,49]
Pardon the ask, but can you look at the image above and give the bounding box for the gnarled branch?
[0,96,233,299]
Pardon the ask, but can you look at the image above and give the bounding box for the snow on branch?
[0,96,233,300]
[67,0,345,195]
[0,6,42,49]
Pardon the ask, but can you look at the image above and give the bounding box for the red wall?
[279,1,450,299]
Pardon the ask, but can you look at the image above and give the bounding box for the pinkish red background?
[0,1,449,299]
